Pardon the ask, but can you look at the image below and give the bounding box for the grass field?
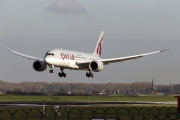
[0,95,177,102]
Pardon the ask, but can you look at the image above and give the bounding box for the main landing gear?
[49,65,66,77]
[58,68,66,77]
[86,70,93,78]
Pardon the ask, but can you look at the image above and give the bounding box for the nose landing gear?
[49,69,54,73]
[49,65,54,73]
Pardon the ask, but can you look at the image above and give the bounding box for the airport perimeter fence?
[0,106,179,120]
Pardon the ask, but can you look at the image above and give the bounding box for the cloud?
[48,0,87,14]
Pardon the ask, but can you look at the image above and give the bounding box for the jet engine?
[33,61,47,72]
[89,60,104,72]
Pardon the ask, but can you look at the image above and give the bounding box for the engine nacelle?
[89,60,104,72]
[33,61,47,72]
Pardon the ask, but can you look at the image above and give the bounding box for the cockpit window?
[46,53,54,56]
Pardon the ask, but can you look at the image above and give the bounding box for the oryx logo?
[96,35,104,57]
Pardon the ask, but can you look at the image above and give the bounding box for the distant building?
[152,78,155,90]
[145,78,157,94]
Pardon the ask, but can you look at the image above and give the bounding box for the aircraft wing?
[7,47,43,61]
[76,49,169,66]
[101,49,169,65]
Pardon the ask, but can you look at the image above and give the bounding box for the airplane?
[7,31,169,78]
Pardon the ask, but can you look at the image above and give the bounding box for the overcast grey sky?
[0,0,179,84]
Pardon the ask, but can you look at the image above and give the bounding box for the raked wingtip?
[7,47,10,51]
[160,48,171,52]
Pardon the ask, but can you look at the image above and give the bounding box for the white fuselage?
[44,49,101,70]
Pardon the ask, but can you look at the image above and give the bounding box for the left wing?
[101,49,169,65]
[7,47,43,61]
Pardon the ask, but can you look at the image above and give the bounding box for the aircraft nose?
[45,57,52,64]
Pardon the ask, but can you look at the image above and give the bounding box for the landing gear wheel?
[49,70,54,73]
[63,73,66,77]
[86,72,93,78]
[59,72,66,77]
[90,73,93,78]
[86,72,90,77]
[58,72,62,77]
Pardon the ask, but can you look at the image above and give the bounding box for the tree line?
[0,80,180,95]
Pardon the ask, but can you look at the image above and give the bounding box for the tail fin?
[93,31,104,57]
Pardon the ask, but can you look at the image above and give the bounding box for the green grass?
[0,95,177,102]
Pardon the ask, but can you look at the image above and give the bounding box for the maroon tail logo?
[96,35,104,57]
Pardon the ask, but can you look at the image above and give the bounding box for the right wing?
[101,49,169,65]
[76,49,169,67]
[7,47,43,61]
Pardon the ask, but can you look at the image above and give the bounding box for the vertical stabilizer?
[93,31,104,57]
